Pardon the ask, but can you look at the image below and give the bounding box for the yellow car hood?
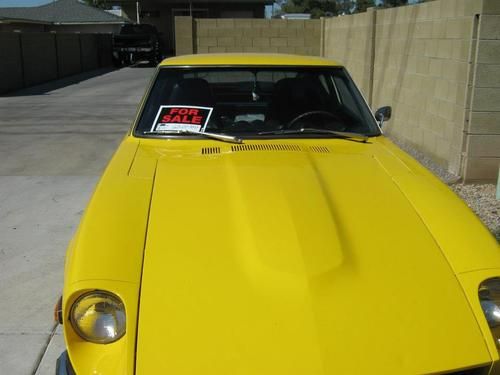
[135,139,491,374]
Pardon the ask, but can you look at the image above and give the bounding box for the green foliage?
[354,0,375,13]
[280,0,339,18]
[337,0,354,15]
[83,0,108,9]
[277,0,411,18]
[381,0,409,7]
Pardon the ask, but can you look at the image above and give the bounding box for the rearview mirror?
[375,106,392,127]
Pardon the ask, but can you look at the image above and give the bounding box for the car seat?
[168,78,215,108]
[265,77,330,125]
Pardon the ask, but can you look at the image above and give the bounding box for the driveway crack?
[32,322,59,375]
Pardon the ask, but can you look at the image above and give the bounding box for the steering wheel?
[285,110,346,130]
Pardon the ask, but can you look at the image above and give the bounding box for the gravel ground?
[390,137,500,242]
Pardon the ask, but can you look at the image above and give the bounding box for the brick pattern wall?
[21,33,59,87]
[194,18,321,56]
[56,34,82,78]
[324,0,499,181]
[323,8,375,102]
[175,16,194,56]
[371,0,481,175]
[0,33,23,94]
[0,32,114,94]
[80,34,100,72]
[464,0,500,180]
[175,0,500,182]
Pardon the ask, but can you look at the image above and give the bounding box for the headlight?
[70,291,126,344]
[479,278,500,347]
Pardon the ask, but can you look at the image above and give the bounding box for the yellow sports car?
[56,54,500,375]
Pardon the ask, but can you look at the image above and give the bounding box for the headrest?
[168,78,215,107]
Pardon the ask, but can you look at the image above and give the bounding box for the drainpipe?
[136,2,140,24]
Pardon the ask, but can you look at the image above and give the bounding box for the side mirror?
[374,106,392,127]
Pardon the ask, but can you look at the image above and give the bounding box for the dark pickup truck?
[113,24,162,66]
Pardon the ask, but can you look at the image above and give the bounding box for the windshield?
[134,67,381,138]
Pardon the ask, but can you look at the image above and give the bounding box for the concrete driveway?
[0,67,154,374]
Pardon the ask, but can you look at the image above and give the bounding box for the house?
[0,0,131,34]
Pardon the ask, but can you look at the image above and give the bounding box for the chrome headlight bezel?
[69,290,126,344]
[479,278,500,347]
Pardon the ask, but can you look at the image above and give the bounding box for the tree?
[83,0,108,9]
[280,0,340,18]
[278,0,410,18]
[337,0,354,15]
[354,0,375,13]
[381,0,409,7]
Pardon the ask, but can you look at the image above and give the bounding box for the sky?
[0,0,52,6]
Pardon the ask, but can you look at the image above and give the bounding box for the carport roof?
[0,0,131,25]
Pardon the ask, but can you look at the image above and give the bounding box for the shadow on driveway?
[1,68,118,97]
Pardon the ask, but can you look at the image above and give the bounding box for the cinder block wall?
[80,34,100,71]
[21,33,58,87]
[323,8,376,102]
[322,0,499,182]
[97,34,113,68]
[0,32,114,95]
[464,0,500,181]
[56,34,82,78]
[0,33,23,93]
[371,0,480,175]
[175,16,194,56]
[175,1,499,181]
[176,17,322,56]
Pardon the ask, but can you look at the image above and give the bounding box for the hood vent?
[231,144,301,152]
[201,147,221,155]
[200,144,330,155]
[309,146,330,153]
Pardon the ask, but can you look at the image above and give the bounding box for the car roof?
[159,53,342,67]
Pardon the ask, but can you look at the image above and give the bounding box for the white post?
[136,2,140,24]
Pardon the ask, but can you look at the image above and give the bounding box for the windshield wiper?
[143,129,243,144]
[258,128,369,142]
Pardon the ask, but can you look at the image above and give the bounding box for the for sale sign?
[151,105,213,132]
